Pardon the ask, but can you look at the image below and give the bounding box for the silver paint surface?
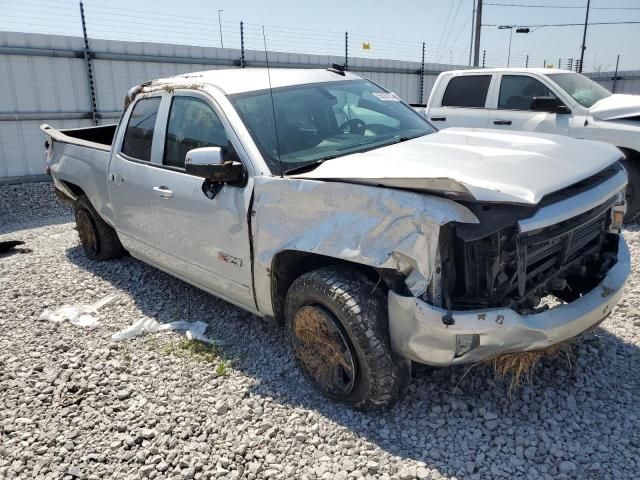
[250,177,478,315]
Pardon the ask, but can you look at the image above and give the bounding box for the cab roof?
[151,68,363,95]
[442,68,571,75]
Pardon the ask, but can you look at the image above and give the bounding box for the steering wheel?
[339,118,366,135]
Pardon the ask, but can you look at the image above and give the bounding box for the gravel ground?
[1,182,639,480]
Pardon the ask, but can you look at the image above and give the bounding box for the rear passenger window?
[121,97,161,161]
[163,96,228,168]
[441,75,491,108]
[498,75,556,110]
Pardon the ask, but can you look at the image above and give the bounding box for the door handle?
[430,116,447,121]
[153,186,173,198]
[493,120,512,125]
[110,173,124,185]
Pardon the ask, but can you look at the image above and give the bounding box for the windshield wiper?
[283,157,334,175]
[283,133,426,176]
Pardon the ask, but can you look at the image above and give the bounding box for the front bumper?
[388,236,630,366]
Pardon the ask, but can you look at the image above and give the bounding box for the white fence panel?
[1,31,639,181]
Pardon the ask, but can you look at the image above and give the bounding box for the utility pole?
[507,27,513,67]
[578,0,591,73]
[344,31,349,71]
[419,42,426,104]
[469,0,476,66]
[473,0,483,66]
[218,9,224,48]
[79,1,98,125]
[612,54,621,93]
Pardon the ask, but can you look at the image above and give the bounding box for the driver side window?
[163,96,228,168]
[498,75,557,111]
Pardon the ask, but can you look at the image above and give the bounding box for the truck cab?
[426,68,640,216]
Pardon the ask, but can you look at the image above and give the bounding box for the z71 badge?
[217,252,243,267]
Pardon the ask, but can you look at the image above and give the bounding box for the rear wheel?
[285,266,411,411]
[74,195,125,260]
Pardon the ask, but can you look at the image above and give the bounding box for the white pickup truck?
[42,67,630,410]
[424,68,640,217]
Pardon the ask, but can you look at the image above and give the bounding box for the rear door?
[108,94,165,263]
[144,91,256,309]
[488,73,572,134]
[427,73,494,128]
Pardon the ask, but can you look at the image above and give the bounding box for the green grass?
[144,335,234,375]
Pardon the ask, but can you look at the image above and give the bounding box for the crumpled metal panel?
[251,177,478,316]
[388,236,630,366]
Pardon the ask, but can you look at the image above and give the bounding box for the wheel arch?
[269,250,407,324]
[618,147,640,160]
[58,179,85,202]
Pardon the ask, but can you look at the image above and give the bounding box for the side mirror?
[184,146,245,183]
[184,146,246,199]
[530,96,570,114]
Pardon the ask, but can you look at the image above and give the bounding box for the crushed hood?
[293,128,622,205]
[589,94,640,121]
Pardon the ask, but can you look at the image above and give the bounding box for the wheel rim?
[76,210,98,257]
[291,305,357,397]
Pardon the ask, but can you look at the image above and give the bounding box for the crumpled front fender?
[251,177,478,316]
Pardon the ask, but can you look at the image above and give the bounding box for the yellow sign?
[362,42,371,50]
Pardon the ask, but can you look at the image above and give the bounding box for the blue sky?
[2,0,639,71]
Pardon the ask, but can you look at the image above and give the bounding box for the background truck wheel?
[621,157,640,220]
[285,265,411,411]
[74,195,125,260]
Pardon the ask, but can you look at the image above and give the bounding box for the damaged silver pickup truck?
[42,68,630,410]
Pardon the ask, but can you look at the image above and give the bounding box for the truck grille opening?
[446,198,619,313]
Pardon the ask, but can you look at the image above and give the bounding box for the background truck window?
[163,96,229,168]
[498,75,556,110]
[121,97,161,161]
[441,75,491,108]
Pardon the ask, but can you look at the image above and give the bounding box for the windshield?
[546,72,612,108]
[230,79,435,175]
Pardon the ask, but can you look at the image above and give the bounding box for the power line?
[485,2,640,9]
[434,0,457,61]
[437,0,464,62]
[483,21,640,27]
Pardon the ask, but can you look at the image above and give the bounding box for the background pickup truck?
[42,67,630,410]
[423,68,640,217]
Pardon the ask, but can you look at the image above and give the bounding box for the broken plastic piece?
[38,294,118,330]
[111,318,221,345]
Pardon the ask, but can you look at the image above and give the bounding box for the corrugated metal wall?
[1,31,639,181]
[587,70,640,95]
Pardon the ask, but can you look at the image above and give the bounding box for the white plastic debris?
[38,294,118,330]
[111,318,219,345]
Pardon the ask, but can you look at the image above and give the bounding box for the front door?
[489,74,572,135]
[145,93,255,309]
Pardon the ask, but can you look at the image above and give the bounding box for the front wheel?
[285,266,411,411]
[621,158,640,220]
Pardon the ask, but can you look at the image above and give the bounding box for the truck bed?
[41,123,118,227]
[41,124,117,151]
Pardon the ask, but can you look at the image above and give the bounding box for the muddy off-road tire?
[74,195,125,261]
[621,157,640,220]
[285,266,411,411]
